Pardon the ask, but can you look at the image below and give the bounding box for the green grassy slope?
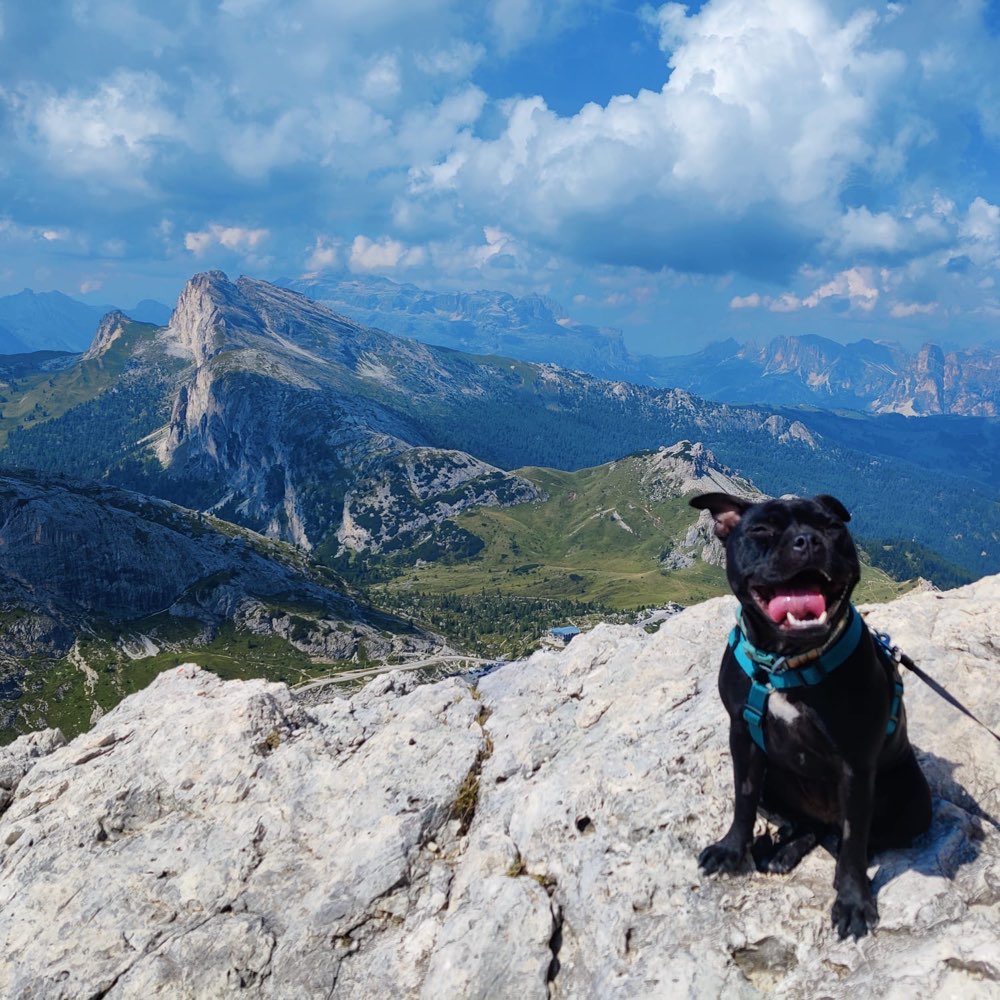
[8,615,336,743]
[0,320,167,447]
[377,456,906,609]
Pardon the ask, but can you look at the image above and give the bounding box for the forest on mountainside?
[3,366,996,586]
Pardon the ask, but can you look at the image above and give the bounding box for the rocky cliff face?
[337,448,541,555]
[635,441,761,501]
[2,579,997,998]
[0,470,382,629]
[81,310,131,361]
[154,271,543,556]
[0,468,443,741]
[635,441,765,570]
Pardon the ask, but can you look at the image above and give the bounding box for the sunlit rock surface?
[1,579,998,998]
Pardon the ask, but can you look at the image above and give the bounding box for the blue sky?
[2,0,1000,355]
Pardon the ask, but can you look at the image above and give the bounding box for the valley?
[0,271,996,742]
[372,445,908,614]
[0,468,447,743]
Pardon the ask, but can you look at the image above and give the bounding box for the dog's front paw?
[753,827,819,874]
[831,890,878,940]
[698,840,747,875]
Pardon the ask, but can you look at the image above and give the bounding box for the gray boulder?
[1,578,998,998]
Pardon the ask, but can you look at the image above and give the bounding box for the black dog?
[689,492,932,939]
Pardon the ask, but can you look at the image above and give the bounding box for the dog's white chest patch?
[768,692,800,725]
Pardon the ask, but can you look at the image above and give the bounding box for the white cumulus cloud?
[29,70,182,182]
[890,300,937,318]
[961,196,1000,246]
[415,41,485,77]
[731,267,883,313]
[406,0,906,279]
[185,225,269,256]
[802,267,881,311]
[303,236,341,274]
[349,235,426,272]
[362,54,402,104]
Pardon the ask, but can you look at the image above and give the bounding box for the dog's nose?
[792,532,817,552]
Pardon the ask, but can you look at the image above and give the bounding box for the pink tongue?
[766,590,826,623]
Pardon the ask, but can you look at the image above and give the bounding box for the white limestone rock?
[1,578,999,998]
[0,728,67,813]
[0,666,485,998]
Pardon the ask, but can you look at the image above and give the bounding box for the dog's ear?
[814,494,851,523]
[689,492,753,540]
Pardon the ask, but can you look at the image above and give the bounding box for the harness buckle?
[769,655,790,675]
[874,630,903,664]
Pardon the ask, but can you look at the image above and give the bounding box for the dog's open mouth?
[751,572,846,631]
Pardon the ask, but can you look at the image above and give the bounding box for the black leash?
[896,649,1000,745]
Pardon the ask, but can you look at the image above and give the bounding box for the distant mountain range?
[0,271,997,585]
[9,273,1000,418]
[283,273,637,380]
[650,335,1000,415]
[0,289,172,353]
[285,273,1000,417]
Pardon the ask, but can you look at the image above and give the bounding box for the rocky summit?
[1,575,999,998]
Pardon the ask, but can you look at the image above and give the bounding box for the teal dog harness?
[728,604,904,753]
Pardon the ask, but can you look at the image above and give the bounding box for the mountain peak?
[167,270,266,364]
[82,310,129,360]
[167,271,394,369]
[640,440,762,500]
[0,287,106,352]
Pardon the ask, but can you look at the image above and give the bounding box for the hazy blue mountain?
[0,323,32,355]
[283,273,637,380]
[125,298,173,325]
[0,289,108,352]
[647,335,1000,415]
[0,289,173,353]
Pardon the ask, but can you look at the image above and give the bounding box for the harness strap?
[729,605,862,686]
[733,608,1000,751]
[882,640,1000,745]
[730,605,902,753]
[742,681,771,751]
[871,630,904,736]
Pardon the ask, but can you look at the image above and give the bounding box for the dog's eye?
[747,524,775,538]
